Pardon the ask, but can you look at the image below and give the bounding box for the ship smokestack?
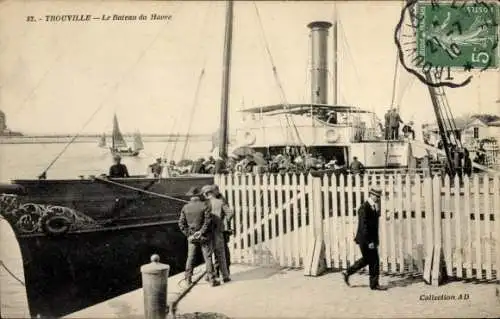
[307,21,332,105]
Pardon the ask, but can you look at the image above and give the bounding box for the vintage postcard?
[1,0,499,318]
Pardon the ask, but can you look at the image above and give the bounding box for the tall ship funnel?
[307,21,332,105]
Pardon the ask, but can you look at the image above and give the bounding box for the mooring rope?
[94,177,190,203]
[0,260,25,286]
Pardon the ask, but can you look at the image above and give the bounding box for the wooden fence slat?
[247,174,255,265]
[233,174,242,263]
[405,174,413,273]
[431,176,442,286]
[307,175,315,253]
[331,174,339,269]
[376,174,388,272]
[423,177,434,283]
[339,174,347,269]
[396,174,404,273]
[388,175,396,272]
[255,174,263,264]
[323,174,332,268]
[292,174,300,267]
[262,174,270,265]
[270,174,277,262]
[473,175,482,279]
[464,176,473,278]
[483,176,492,280]
[494,176,500,280]
[347,174,355,266]
[241,174,249,263]
[277,174,285,266]
[453,175,462,278]
[443,175,453,277]
[415,174,423,272]
[284,174,293,267]
[300,174,307,266]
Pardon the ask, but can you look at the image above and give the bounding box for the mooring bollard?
[141,254,170,319]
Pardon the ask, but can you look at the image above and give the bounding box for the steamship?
[0,2,417,318]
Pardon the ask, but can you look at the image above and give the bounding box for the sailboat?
[109,114,143,157]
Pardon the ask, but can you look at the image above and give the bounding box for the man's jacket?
[354,201,380,246]
[178,199,212,237]
[207,197,234,234]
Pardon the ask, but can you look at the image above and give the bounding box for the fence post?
[141,254,170,319]
[304,175,326,276]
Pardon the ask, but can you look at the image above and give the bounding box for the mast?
[218,0,234,159]
[112,115,115,149]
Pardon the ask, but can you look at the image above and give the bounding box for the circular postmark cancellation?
[395,0,499,88]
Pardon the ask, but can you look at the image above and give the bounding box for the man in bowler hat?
[178,186,219,286]
[343,186,386,290]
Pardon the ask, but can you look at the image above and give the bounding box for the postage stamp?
[395,0,499,88]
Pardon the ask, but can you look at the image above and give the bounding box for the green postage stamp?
[416,1,499,70]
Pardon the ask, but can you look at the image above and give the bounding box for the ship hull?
[18,222,196,318]
[0,175,213,317]
[110,148,140,157]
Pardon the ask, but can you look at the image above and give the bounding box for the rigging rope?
[0,260,25,286]
[390,49,400,108]
[39,4,183,178]
[253,2,306,150]
[338,19,364,106]
[163,2,212,162]
[180,68,206,160]
[95,177,189,203]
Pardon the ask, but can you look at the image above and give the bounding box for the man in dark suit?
[108,155,130,178]
[342,187,385,290]
[178,186,219,287]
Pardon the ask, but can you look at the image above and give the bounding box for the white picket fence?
[215,173,500,281]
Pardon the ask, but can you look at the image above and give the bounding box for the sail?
[98,133,106,147]
[133,131,144,151]
[112,114,128,149]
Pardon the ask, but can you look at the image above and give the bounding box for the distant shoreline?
[0,134,212,145]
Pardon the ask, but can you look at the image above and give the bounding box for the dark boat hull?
[0,175,213,318]
[110,148,140,157]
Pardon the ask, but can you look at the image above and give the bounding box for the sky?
[0,0,498,135]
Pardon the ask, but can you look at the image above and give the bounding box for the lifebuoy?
[40,214,71,236]
[243,131,256,145]
[325,129,339,143]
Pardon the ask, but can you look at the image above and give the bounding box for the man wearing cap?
[178,186,219,286]
[109,155,130,178]
[212,184,233,275]
[149,158,163,178]
[343,186,385,290]
[202,184,232,283]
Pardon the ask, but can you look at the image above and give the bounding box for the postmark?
[395,0,499,88]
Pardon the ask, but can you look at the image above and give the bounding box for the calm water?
[0,140,211,318]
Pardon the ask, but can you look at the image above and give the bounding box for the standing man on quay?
[178,186,220,287]
[342,187,386,290]
[202,184,232,283]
